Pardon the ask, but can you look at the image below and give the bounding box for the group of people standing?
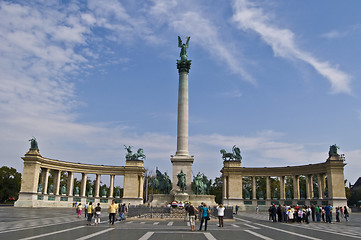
[268,204,350,224]
[185,202,225,231]
[75,200,128,226]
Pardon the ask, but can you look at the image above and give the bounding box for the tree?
[209,177,222,204]
[0,166,21,203]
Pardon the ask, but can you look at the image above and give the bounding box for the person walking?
[217,204,225,227]
[199,203,210,231]
[344,206,349,222]
[108,200,118,225]
[187,203,198,232]
[94,203,101,225]
[86,202,94,226]
[77,203,83,218]
[84,202,89,218]
[311,204,316,222]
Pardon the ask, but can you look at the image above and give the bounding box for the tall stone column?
[109,175,114,198]
[252,176,257,200]
[170,51,194,194]
[95,174,101,197]
[80,173,87,197]
[42,168,50,195]
[266,176,271,200]
[317,173,325,199]
[293,175,300,199]
[280,176,285,200]
[67,171,74,196]
[53,170,61,195]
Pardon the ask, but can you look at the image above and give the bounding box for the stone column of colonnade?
[53,170,61,195]
[40,168,49,194]
[266,176,271,200]
[293,175,300,199]
[305,174,313,199]
[280,176,285,200]
[67,171,74,196]
[109,175,115,198]
[95,174,101,197]
[317,173,325,199]
[80,173,87,197]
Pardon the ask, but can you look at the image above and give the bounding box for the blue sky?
[1,0,360,187]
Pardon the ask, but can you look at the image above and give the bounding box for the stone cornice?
[21,154,145,175]
[221,161,332,176]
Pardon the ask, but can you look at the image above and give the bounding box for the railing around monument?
[127,205,170,218]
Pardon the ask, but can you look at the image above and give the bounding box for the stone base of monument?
[149,193,217,207]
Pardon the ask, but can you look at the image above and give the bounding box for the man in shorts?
[187,202,198,231]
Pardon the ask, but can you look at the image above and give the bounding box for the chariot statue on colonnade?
[220,145,242,161]
[124,145,146,161]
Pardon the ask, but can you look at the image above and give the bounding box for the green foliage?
[209,177,222,204]
[0,166,21,203]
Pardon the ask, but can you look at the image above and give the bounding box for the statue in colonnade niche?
[74,186,79,196]
[37,183,42,193]
[300,189,305,199]
[48,184,54,194]
[286,189,292,199]
[177,170,186,193]
[324,187,328,198]
[244,188,250,199]
[101,188,107,197]
[273,188,278,199]
[115,188,121,198]
[61,185,66,195]
[88,187,93,197]
[258,190,264,199]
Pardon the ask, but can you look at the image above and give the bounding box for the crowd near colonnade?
[15,148,145,207]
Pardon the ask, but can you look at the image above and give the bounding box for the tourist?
[311,204,315,222]
[187,202,198,231]
[277,205,282,222]
[84,202,89,218]
[336,207,340,222]
[94,203,101,225]
[256,205,259,214]
[321,207,325,222]
[86,202,94,226]
[340,205,344,219]
[324,204,331,223]
[235,205,239,214]
[119,203,126,222]
[344,206,349,222]
[287,207,294,223]
[271,204,277,222]
[77,203,83,218]
[184,202,189,221]
[315,205,321,222]
[217,204,225,227]
[199,203,210,231]
[108,200,118,225]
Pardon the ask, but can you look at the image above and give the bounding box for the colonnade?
[15,149,145,207]
[221,154,347,208]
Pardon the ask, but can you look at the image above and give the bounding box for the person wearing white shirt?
[216,204,225,227]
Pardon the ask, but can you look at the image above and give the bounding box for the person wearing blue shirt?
[199,203,210,231]
[324,204,331,223]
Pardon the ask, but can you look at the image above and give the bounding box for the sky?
[0,0,360,187]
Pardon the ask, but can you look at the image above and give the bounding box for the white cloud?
[231,0,352,94]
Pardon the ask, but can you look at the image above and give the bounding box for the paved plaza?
[0,207,361,240]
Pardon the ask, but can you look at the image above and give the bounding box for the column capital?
[177,60,192,73]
